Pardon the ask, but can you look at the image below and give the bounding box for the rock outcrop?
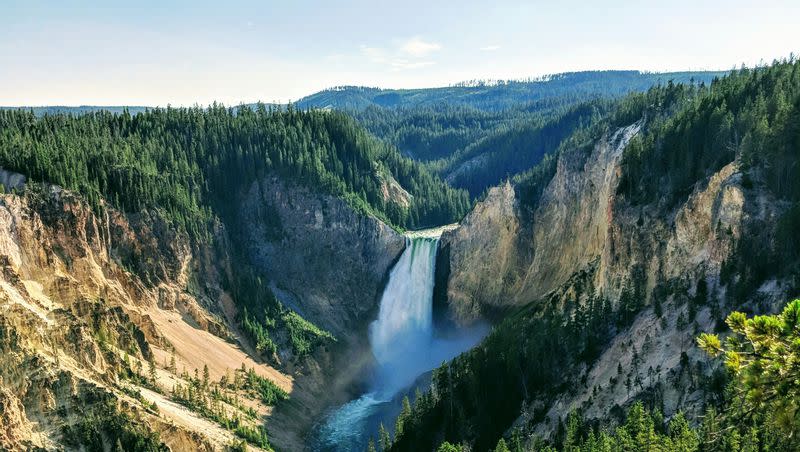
[239,175,405,339]
[0,169,25,192]
[441,122,644,322]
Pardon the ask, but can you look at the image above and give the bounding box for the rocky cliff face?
[236,175,406,448]
[438,180,524,321]
[440,121,791,432]
[239,175,405,340]
[0,171,405,451]
[441,122,643,322]
[0,184,258,450]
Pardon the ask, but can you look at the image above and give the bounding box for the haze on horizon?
[1,0,798,107]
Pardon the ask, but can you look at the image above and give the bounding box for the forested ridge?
[351,101,604,198]
[344,71,722,199]
[432,101,610,197]
[619,60,800,288]
[0,105,469,234]
[297,70,724,112]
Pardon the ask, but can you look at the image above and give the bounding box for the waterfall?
[313,230,487,451]
[369,237,438,396]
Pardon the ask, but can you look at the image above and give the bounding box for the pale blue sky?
[1,0,798,106]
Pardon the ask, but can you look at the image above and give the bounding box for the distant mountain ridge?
[294,70,727,111]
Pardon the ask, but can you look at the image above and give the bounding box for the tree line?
[0,104,470,237]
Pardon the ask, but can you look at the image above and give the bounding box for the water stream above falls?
[312,230,488,451]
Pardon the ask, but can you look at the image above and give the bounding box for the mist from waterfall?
[314,233,488,451]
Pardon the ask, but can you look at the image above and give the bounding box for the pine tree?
[563,411,582,451]
[698,299,800,446]
[378,423,391,451]
[494,438,511,452]
[148,357,158,386]
[394,395,412,441]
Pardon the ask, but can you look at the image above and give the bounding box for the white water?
[314,234,488,451]
[370,237,438,396]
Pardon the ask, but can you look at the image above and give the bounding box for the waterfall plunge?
[314,233,487,451]
[369,237,438,396]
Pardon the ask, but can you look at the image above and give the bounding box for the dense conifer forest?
[0,105,470,236]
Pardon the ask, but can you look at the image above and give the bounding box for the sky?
[1,0,798,106]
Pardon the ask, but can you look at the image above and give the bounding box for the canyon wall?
[440,121,790,431]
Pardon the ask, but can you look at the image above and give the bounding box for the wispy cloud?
[359,37,441,71]
[399,37,442,57]
[479,44,501,52]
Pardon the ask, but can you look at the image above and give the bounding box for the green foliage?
[429,101,610,197]
[353,104,524,162]
[434,298,800,452]
[330,71,721,199]
[394,396,412,442]
[389,290,619,452]
[540,403,699,452]
[61,396,168,452]
[698,299,800,446]
[378,423,391,451]
[0,105,469,236]
[231,267,334,361]
[232,425,271,449]
[536,299,800,451]
[168,363,282,449]
[435,442,464,452]
[244,368,289,406]
[241,308,278,358]
[228,439,248,452]
[494,438,511,452]
[281,310,335,357]
[510,79,691,212]
[618,59,800,222]
[1,105,150,116]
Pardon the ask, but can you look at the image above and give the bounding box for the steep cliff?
[441,122,643,321]
[0,182,279,450]
[236,175,406,448]
[437,120,792,439]
[239,175,405,339]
